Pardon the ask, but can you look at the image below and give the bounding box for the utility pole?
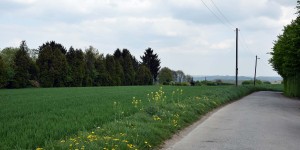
[254,55,259,86]
[235,28,238,87]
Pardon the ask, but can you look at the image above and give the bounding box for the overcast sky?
[0,0,297,76]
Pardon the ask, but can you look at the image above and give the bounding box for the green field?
[0,85,283,150]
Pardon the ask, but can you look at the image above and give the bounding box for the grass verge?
[41,85,282,150]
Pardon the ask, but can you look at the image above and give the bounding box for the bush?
[242,80,252,85]
[263,81,271,84]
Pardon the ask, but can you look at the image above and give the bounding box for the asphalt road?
[163,91,300,150]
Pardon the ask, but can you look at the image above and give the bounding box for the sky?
[0,0,297,77]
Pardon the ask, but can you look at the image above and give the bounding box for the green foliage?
[2,42,165,88]
[94,54,108,86]
[263,81,271,84]
[122,51,135,85]
[269,3,300,97]
[13,41,32,88]
[135,65,152,85]
[37,41,68,87]
[0,55,7,88]
[173,82,191,86]
[242,80,263,85]
[82,46,98,86]
[284,75,300,97]
[0,47,18,86]
[158,67,173,84]
[141,48,161,82]
[242,80,252,85]
[194,80,234,86]
[66,47,85,87]
[105,54,118,86]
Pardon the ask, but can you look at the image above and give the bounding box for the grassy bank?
[0,85,282,149]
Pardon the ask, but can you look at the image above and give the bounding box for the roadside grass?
[0,85,282,150]
[45,85,283,150]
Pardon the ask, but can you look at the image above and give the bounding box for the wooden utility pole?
[254,55,259,86]
[236,28,238,87]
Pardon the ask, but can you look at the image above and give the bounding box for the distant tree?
[0,55,7,88]
[37,41,68,87]
[158,67,173,84]
[131,56,140,77]
[113,48,122,59]
[13,41,32,88]
[135,65,152,85]
[172,71,178,82]
[66,47,85,87]
[297,0,300,14]
[121,49,135,85]
[141,48,161,83]
[113,49,126,85]
[186,75,193,83]
[95,54,110,86]
[0,47,18,85]
[115,60,124,86]
[176,70,185,83]
[83,46,98,86]
[105,54,118,86]
[263,81,271,84]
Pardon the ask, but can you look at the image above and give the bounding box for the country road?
[162,91,300,150]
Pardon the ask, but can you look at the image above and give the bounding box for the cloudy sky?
[0,0,297,76]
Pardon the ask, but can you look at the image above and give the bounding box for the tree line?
[0,41,161,88]
[158,67,195,85]
[269,0,300,97]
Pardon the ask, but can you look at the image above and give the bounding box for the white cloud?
[0,0,298,76]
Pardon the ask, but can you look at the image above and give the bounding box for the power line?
[209,0,235,28]
[239,31,251,52]
[200,0,232,30]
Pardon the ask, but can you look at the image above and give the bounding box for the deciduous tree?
[158,67,173,84]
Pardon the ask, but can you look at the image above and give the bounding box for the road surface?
[162,91,300,150]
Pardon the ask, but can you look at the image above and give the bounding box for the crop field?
[0,85,282,150]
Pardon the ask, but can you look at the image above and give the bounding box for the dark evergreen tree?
[115,60,124,86]
[135,65,152,85]
[105,54,118,86]
[141,48,161,83]
[131,56,140,73]
[113,49,122,60]
[121,49,135,85]
[37,41,68,87]
[66,47,85,87]
[13,41,32,88]
[95,54,111,86]
[113,49,125,85]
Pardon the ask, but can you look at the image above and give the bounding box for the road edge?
[158,92,255,150]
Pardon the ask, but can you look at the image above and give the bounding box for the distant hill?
[193,75,282,82]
